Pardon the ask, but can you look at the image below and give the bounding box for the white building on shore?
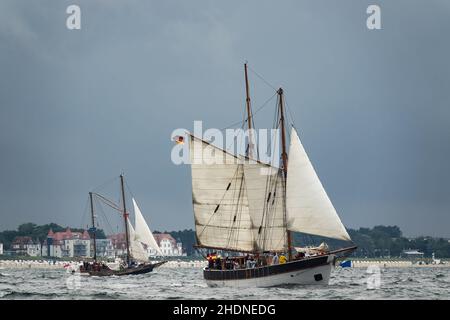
[151,233,185,257]
[109,232,185,257]
[94,239,115,258]
[0,243,3,255]
[26,243,41,257]
[11,237,41,257]
[42,228,91,258]
[108,233,128,258]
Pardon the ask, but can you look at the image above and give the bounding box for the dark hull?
[204,254,331,281]
[83,261,166,277]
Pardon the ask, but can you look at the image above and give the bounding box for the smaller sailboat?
[80,174,166,276]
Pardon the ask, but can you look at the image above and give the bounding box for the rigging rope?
[220,92,277,131]
[92,176,119,193]
[284,96,298,131]
[93,192,122,213]
[95,196,116,236]
[247,64,278,92]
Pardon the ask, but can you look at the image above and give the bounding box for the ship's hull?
[81,261,166,277]
[204,254,335,288]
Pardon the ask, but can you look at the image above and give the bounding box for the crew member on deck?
[272,253,279,265]
[215,255,222,270]
[207,254,214,269]
[295,251,305,259]
[246,256,253,269]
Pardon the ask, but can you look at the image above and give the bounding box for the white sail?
[127,219,150,262]
[190,135,255,252]
[133,198,164,256]
[286,128,351,241]
[243,163,287,252]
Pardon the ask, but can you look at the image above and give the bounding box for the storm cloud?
[0,1,449,237]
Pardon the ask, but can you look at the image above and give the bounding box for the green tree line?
[2,223,449,258]
[0,222,106,250]
[164,225,450,258]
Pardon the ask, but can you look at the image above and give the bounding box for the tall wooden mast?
[278,88,293,260]
[89,192,97,261]
[120,174,131,266]
[244,63,255,158]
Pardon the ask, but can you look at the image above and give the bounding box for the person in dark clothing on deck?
[207,254,214,269]
[295,251,305,259]
[215,256,222,270]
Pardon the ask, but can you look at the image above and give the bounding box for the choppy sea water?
[0,267,448,300]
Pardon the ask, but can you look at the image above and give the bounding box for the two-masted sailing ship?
[80,174,166,276]
[186,64,356,287]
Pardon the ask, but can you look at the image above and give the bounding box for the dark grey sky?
[1,1,449,237]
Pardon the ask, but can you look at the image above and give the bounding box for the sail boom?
[194,244,288,254]
[194,244,256,254]
[286,228,351,241]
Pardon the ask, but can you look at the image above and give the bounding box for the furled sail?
[286,128,351,241]
[133,198,164,256]
[189,135,255,252]
[127,219,150,261]
[243,163,287,252]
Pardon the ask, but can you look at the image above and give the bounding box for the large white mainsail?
[132,198,164,256]
[127,219,150,262]
[286,128,351,241]
[243,163,287,252]
[189,135,255,252]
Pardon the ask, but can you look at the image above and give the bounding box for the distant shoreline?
[1,258,449,270]
[348,260,449,268]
